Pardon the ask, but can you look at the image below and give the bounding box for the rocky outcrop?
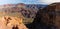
[0,16,28,29]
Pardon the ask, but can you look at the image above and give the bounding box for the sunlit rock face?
[0,16,28,29]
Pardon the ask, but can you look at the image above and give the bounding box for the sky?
[40,0,60,4]
[0,0,60,5]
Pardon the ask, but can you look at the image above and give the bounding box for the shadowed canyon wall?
[27,2,60,29]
